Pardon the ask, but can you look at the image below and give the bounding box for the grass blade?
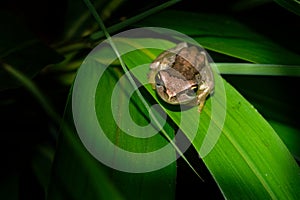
[274,0,300,16]
[216,63,300,76]
[119,38,300,199]
[83,0,202,179]
[90,0,181,40]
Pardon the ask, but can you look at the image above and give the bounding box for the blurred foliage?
[0,0,299,199]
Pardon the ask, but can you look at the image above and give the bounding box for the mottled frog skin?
[148,42,214,112]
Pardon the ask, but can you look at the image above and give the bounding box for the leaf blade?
[120,38,300,199]
[135,10,300,64]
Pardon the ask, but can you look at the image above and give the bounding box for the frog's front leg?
[196,85,211,112]
[147,70,158,89]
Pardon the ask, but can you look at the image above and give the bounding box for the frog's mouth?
[156,85,198,105]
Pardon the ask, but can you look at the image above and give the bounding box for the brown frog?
[148,42,214,112]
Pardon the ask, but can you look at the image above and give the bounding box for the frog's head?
[154,69,199,105]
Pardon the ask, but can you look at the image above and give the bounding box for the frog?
[148,42,214,112]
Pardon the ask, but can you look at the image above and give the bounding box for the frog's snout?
[166,89,176,100]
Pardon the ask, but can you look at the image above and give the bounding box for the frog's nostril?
[166,89,176,99]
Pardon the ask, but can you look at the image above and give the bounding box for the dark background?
[0,0,299,199]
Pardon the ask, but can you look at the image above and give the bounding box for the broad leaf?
[47,46,176,199]
[117,38,300,199]
[135,10,300,64]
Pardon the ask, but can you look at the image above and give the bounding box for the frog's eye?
[186,85,198,96]
[191,85,198,93]
[155,73,165,87]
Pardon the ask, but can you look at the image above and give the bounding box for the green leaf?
[0,12,63,90]
[90,0,181,40]
[223,75,299,137]
[135,10,300,64]
[62,0,116,40]
[50,8,300,198]
[118,38,300,199]
[31,144,55,192]
[47,120,124,200]
[47,54,176,199]
[273,0,300,16]
[200,79,300,199]
[216,63,300,76]
[269,120,300,159]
